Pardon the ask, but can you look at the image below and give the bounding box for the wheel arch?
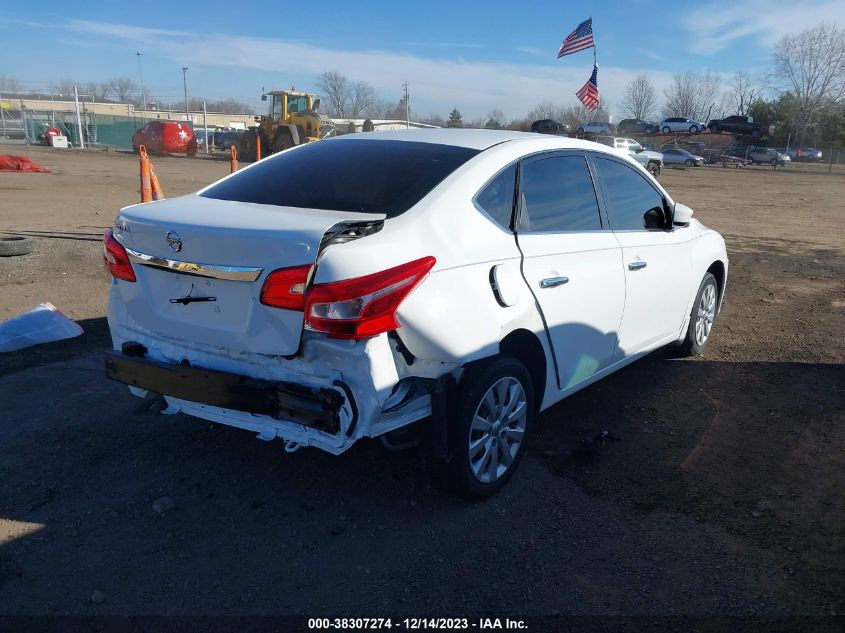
[707,259,726,304]
[499,328,548,411]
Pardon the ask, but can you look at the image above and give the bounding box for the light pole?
[402,82,410,129]
[136,51,147,122]
[181,66,189,122]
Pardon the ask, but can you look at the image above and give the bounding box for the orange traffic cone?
[230,145,238,173]
[139,145,152,202]
[255,133,261,161]
[150,162,165,200]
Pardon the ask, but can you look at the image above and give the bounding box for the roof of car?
[325,128,598,151]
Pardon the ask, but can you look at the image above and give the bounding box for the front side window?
[272,95,283,119]
[518,155,602,233]
[475,164,516,229]
[288,96,308,113]
[592,157,667,231]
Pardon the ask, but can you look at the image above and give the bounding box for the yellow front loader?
[239,89,334,161]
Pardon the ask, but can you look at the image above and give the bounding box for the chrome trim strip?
[125,248,263,282]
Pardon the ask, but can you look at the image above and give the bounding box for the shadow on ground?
[1,334,841,616]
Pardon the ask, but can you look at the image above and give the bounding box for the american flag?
[576,65,600,111]
[557,18,594,58]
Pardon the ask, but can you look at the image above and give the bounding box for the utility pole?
[402,82,410,129]
[182,66,189,122]
[136,51,147,122]
[73,85,85,149]
[202,100,208,154]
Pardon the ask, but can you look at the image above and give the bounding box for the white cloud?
[398,41,486,49]
[516,46,545,57]
[681,0,845,54]
[64,19,674,120]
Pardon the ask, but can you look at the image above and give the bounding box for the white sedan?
[104,130,728,498]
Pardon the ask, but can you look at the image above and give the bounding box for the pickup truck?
[707,115,771,139]
[596,136,663,177]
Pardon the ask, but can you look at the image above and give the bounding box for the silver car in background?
[660,118,707,134]
[662,148,704,167]
[576,121,613,135]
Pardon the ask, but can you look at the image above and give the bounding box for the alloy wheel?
[694,283,717,346]
[468,377,527,484]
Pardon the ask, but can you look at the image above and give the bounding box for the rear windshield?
[201,139,480,217]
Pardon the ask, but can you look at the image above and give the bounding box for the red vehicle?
[132,121,197,156]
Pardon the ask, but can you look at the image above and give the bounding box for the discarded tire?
[0,235,35,256]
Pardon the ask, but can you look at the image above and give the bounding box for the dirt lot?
[0,144,843,622]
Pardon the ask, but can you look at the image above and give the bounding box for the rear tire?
[426,356,534,499]
[647,162,660,178]
[239,132,256,162]
[679,273,719,356]
[662,126,670,134]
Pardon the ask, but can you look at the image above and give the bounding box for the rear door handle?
[540,276,569,289]
[628,261,647,271]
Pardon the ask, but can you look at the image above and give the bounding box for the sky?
[1,0,842,120]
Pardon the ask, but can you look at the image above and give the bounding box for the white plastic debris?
[0,302,84,352]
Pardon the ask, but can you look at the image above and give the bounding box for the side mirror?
[261,94,267,101]
[673,203,694,226]
[643,207,664,230]
[313,98,321,111]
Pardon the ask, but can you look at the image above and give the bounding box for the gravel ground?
[0,145,842,624]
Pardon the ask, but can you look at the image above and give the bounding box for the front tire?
[689,125,698,133]
[679,273,719,356]
[647,162,660,178]
[427,356,534,499]
[685,159,694,167]
[662,126,671,134]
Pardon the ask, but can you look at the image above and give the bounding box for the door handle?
[628,261,647,271]
[540,276,569,289]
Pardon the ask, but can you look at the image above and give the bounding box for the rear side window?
[592,157,666,230]
[518,156,602,232]
[201,139,479,217]
[475,164,516,229]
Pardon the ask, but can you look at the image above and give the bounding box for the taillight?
[102,229,136,282]
[304,256,436,340]
[260,264,312,310]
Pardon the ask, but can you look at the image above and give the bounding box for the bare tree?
[361,99,390,119]
[0,75,22,92]
[104,77,139,105]
[726,71,761,116]
[420,113,447,127]
[316,70,349,117]
[662,71,722,122]
[348,81,378,118]
[48,79,80,98]
[83,81,109,102]
[485,109,506,129]
[527,101,565,122]
[620,74,657,120]
[772,23,845,141]
[385,95,410,121]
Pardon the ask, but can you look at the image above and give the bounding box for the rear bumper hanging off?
[104,348,348,435]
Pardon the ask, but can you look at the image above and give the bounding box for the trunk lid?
[112,194,383,356]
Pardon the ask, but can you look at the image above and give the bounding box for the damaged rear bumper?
[105,347,351,436]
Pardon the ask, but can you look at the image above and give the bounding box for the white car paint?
[106,129,728,462]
